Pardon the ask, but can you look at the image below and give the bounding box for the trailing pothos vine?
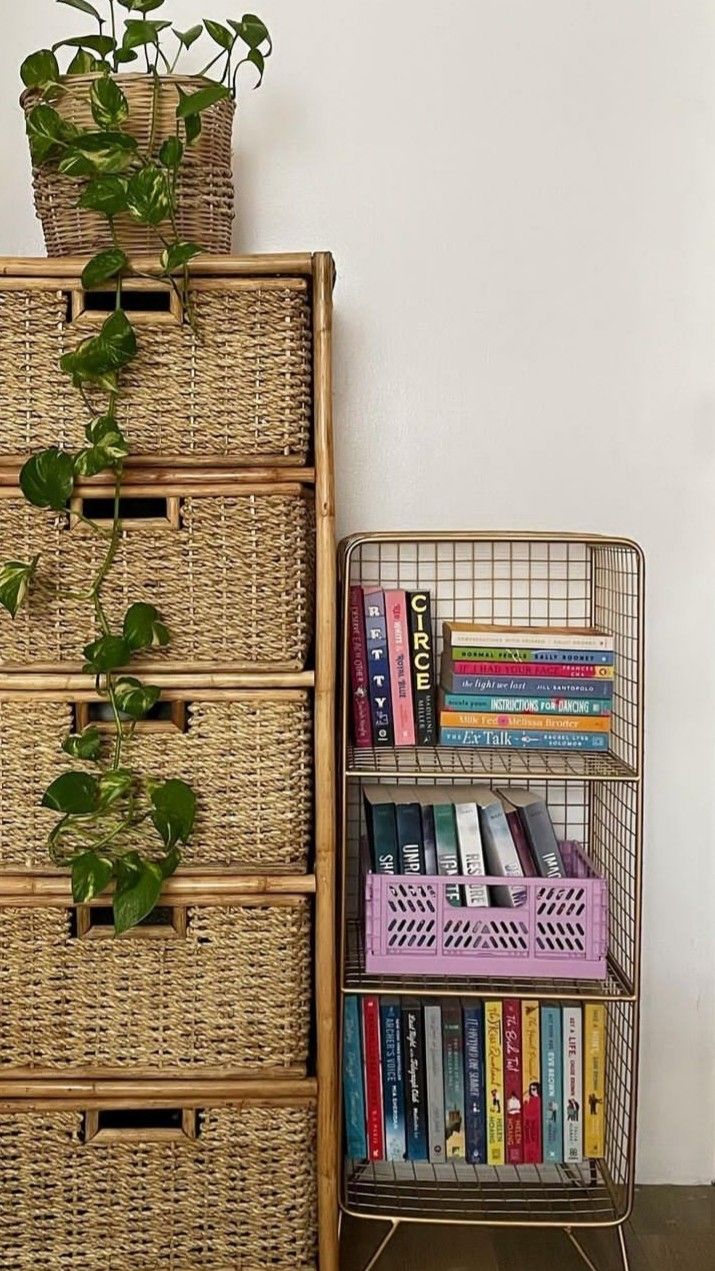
[0,1,272,934]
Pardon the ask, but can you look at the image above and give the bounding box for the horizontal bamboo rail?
[0,253,315,279]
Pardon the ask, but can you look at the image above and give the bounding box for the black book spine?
[402,999,429,1160]
[407,591,437,745]
[421,805,438,874]
[395,802,425,873]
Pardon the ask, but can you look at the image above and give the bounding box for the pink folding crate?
[363,842,608,979]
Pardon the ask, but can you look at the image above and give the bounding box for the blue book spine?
[463,1004,487,1164]
[343,996,367,1159]
[380,999,407,1160]
[364,590,394,746]
[541,1006,563,1163]
[440,728,609,751]
[401,1000,428,1161]
[445,674,614,699]
[441,693,612,717]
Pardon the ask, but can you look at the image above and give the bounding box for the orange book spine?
[439,711,610,733]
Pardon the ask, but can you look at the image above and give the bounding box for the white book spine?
[479,803,526,908]
[424,1005,446,1164]
[454,802,489,906]
[563,1006,583,1163]
[444,627,613,652]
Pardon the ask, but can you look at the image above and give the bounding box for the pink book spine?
[452,660,609,680]
[385,590,416,746]
[349,586,373,747]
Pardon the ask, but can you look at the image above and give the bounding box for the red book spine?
[503,1000,523,1164]
[385,590,415,746]
[362,996,385,1160]
[349,586,373,747]
[523,1091,542,1163]
[452,660,611,680]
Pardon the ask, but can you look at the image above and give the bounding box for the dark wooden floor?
[341,1187,714,1270]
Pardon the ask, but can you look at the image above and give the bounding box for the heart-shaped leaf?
[123,602,170,651]
[158,135,183,169]
[114,676,161,720]
[62,310,137,388]
[90,78,129,129]
[26,103,78,164]
[75,424,128,476]
[62,727,102,761]
[59,0,103,19]
[74,445,110,478]
[79,176,130,216]
[118,0,166,10]
[122,19,171,51]
[20,449,74,510]
[230,14,272,53]
[150,778,197,850]
[160,241,203,272]
[59,150,97,178]
[55,35,117,58]
[114,47,139,65]
[174,25,203,49]
[71,850,114,904]
[176,83,229,118]
[67,48,102,75]
[204,19,234,51]
[113,855,164,935]
[72,130,138,174]
[96,308,138,369]
[83,634,131,674]
[42,771,99,814]
[183,111,201,146]
[0,557,39,618]
[126,165,173,225]
[97,768,133,810]
[240,47,265,89]
[21,49,61,90]
[81,248,129,290]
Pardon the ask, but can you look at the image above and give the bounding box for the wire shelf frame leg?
[565,1224,631,1271]
[359,1219,400,1271]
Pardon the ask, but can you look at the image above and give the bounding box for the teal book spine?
[441,693,611,716]
[432,802,462,907]
[343,996,367,1159]
[364,792,398,874]
[541,1006,563,1163]
[440,728,608,751]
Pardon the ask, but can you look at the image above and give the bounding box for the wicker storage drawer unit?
[0,690,313,871]
[0,895,312,1075]
[0,1095,318,1270]
[0,484,314,670]
[0,274,312,462]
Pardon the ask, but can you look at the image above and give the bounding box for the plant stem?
[197,50,224,79]
[148,68,160,156]
[108,0,117,70]
[73,509,112,538]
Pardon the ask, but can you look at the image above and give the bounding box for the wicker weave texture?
[0,283,312,460]
[22,76,235,257]
[0,493,315,669]
[0,697,312,869]
[0,1104,317,1269]
[0,902,311,1072]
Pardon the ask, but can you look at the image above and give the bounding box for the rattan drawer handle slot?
[73,904,188,941]
[74,698,188,735]
[82,1108,199,1145]
[71,283,183,327]
[70,494,181,531]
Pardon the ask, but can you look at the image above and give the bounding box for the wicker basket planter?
[0,271,312,462]
[0,483,315,671]
[0,1096,317,1269]
[21,75,235,257]
[0,895,311,1075]
[0,690,312,871]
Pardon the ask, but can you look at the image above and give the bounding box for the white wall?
[1,0,713,1184]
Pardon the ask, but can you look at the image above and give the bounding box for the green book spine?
[433,803,461,906]
[364,797,398,874]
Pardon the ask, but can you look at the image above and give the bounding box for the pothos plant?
[0,2,272,934]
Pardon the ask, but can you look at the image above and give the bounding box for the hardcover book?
[364,589,394,746]
[503,999,523,1165]
[464,1002,487,1164]
[395,799,425,874]
[407,591,437,744]
[440,691,612,716]
[401,999,428,1161]
[442,622,614,652]
[424,1003,446,1163]
[343,995,368,1159]
[363,786,398,874]
[563,1005,584,1163]
[440,728,609,752]
[485,1001,505,1166]
[380,998,407,1160]
[348,586,373,747]
[541,1005,563,1163]
[361,996,385,1161]
[430,795,462,907]
[440,664,615,700]
[497,789,565,879]
[584,1004,606,1158]
[521,1001,542,1164]
[454,799,489,907]
[473,787,526,907]
[442,1001,466,1159]
[385,590,416,746]
[421,804,438,875]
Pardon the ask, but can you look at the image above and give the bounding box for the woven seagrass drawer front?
[0,1101,317,1270]
[0,278,312,461]
[0,898,311,1074]
[0,487,314,669]
[0,692,312,870]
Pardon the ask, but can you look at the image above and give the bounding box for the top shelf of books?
[345,742,638,782]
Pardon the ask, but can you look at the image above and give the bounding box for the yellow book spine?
[584,1004,606,1157]
[439,712,610,733]
[485,1001,505,1165]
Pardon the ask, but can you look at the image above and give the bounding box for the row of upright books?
[364,785,569,906]
[344,996,606,1166]
[439,622,614,751]
[349,586,437,746]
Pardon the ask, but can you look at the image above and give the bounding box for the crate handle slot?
[74,699,188,735]
[72,904,188,942]
[71,284,182,327]
[70,494,181,531]
[82,1108,200,1145]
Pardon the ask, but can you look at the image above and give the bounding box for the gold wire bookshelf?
[337,531,644,1271]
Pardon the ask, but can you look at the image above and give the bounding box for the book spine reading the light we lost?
[442,623,614,652]
[343,996,368,1159]
[385,590,416,746]
[441,712,610,734]
[424,1003,446,1164]
[407,591,437,744]
[364,589,394,746]
[348,586,373,748]
[440,728,609,751]
[442,1001,466,1160]
[441,693,612,716]
[485,1001,505,1166]
[464,1003,487,1164]
[541,1005,563,1163]
[441,667,615,699]
[584,1004,606,1158]
[503,999,523,1165]
[451,647,614,667]
[521,1001,542,1165]
[451,660,614,680]
[563,1006,584,1164]
[380,998,406,1161]
[361,996,385,1161]
[402,999,429,1161]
